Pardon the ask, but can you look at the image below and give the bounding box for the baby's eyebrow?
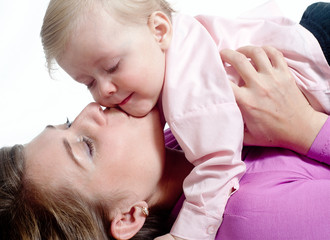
[45,125,55,129]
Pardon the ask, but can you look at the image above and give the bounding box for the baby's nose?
[98,80,117,99]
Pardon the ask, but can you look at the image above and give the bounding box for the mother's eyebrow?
[63,138,85,170]
[46,125,55,129]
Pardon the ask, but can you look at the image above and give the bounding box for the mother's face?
[25,103,165,203]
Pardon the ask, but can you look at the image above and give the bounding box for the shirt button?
[207,225,216,235]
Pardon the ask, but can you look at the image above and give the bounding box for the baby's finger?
[220,49,257,86]
[236,46,273,73]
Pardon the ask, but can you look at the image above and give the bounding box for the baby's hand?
[154,233,185,240]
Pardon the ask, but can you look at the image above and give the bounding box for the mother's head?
[0,103,172,239]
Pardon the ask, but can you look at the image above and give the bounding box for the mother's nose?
[75,103,106,126]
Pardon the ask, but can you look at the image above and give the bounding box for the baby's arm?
[220,46,328,155]
[162,14,246,240]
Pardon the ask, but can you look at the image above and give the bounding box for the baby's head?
[41,0,174,117]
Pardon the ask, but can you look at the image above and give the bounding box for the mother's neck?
[149,147,193,209]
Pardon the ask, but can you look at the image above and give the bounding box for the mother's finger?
[236,46,273,73]
[220,49,258,86]
[229,81,243,103]
[262,46,290,71]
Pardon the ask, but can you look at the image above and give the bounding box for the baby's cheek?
[92,94,115,108]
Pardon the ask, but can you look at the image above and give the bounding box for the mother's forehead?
[24,127,73,186]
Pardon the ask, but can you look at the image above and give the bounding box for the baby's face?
[58,7,169,117]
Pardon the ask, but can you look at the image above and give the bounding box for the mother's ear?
[148,11,173,50]
[109,201,149,240]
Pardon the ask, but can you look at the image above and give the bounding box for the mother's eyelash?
[66,118,72,128]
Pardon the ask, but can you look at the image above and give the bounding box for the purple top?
[166,117,330,240]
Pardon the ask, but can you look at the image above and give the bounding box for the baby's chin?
[121,105,156,118]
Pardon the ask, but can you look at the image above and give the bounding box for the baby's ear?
[109,201,149,239]
[148,11,172,50]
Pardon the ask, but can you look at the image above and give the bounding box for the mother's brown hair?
[0,144,171,239]
[0,144,110,239]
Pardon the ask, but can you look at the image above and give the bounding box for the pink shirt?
[307,116,330,163]
[161,1,330,239]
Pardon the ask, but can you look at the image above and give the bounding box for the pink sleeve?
[164,14,246,240]
[307,117,330,165]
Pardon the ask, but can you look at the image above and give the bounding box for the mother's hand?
[221,46,327,155]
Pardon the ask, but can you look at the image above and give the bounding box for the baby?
[41,0,330,239]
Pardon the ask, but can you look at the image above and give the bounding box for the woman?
[1,45,329,240]
[0,104,183,239]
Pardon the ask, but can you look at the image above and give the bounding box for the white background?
[0,0,319,146]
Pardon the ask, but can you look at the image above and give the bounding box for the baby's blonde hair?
[40,0,174,73]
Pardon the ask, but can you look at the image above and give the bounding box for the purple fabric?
[164,128,181,150]
[217,147,330,239]
[165,117,330,239]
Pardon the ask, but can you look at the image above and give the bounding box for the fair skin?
[25,103,191,239]
[26,103,164,199]
[58,5,173,117]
